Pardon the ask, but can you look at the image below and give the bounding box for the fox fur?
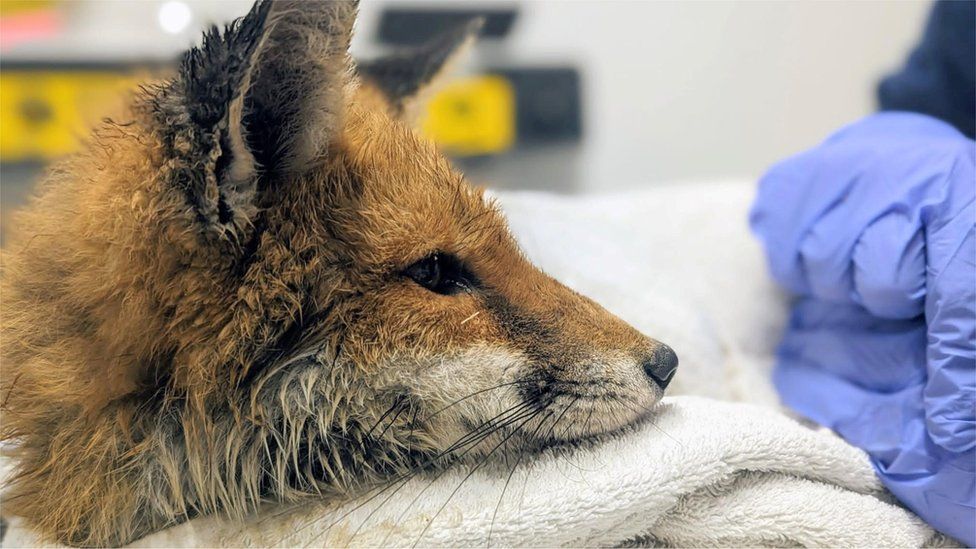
[0,1,677,546]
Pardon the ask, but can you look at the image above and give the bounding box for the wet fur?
[0,1,672,546]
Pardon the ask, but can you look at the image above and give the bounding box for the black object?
[377,7,517,46]
[493,67,582,144]
[878,0,976,139]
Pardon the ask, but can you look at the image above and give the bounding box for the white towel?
[2,181,947,547]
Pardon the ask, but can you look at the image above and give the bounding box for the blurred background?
[1,0,930,231]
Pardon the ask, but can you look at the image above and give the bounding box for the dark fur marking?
[481,291,556,360]
[179,1,272,131]
[480,291,576,408]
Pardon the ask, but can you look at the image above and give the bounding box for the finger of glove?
[776,316,975,548]
[852,139,973,320]
[852,210,926,319]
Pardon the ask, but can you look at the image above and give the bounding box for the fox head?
[0,1,677,546]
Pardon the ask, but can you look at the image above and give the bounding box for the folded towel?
[4,397,939,547]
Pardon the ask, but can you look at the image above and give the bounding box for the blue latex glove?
[750,112,975,545]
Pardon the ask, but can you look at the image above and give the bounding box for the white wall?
[489,1,931,188]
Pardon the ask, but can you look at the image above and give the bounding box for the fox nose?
[642,344,678,389]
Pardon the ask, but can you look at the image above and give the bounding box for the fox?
[0,1,678,546]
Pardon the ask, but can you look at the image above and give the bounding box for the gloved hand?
[750,112,975,545]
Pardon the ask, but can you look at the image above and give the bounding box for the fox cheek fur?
[0,0,677,546]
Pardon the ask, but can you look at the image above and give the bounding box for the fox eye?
[403,252,475,296]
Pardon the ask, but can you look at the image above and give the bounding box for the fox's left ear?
[359,18,482,123]
[169,0,356,236]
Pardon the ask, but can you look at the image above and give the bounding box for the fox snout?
[459,266,679,441]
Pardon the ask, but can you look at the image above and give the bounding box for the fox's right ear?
[165,0,356,234]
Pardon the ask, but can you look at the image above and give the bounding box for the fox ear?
[359,18,482,123]
[173,0,356,231]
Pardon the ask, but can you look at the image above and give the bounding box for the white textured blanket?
[2,181,944,547]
